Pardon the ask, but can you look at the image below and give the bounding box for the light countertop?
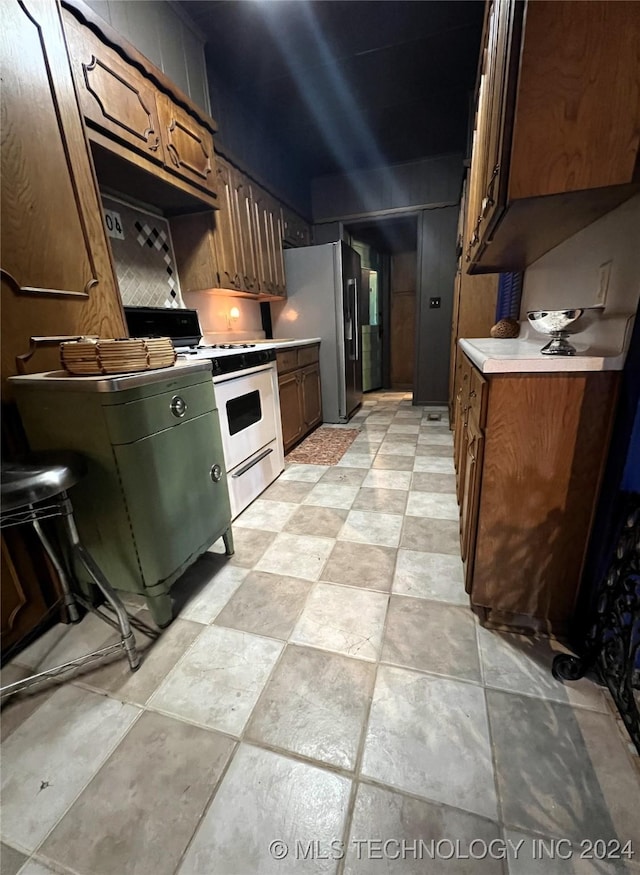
[266,338,321,350]
[460,315,634,374]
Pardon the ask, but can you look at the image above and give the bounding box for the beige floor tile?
[477,626,608,712]
[410,471,456,493]
[260,480,315,503]
[393,549,466,604]
[344,783,502,875]
[413,456,456,473]
[338,509,404,548]
[371,453,414,470]
[279,464,328,482]
[383,595,481,681]
[302,482,360,509]
[352,487,408,515]
[0,665,59,742]
[415,444,454,457]
[1,686,139,853]
[362,469,412,490]
[223,528,276,567]
[418,431,454,446]
[321,541,397,592]
[488,691,623,841]
[400,517,460,554]
[214,571,313,639]
[337,452,377,468]
[377,441,418,457]
[387,423,420,434]
[283,505,348,538]
[178,564,249,623]
[148,625,283,735]
[406,491,459,520]
[178,744,351,875]
[0,843,27,875]
[246,644,375,769]
[290,582,388,661]
[41,711,234,875]
[77,615,204,706]
[319,467,368,486]
[504,828,628,875]
[233,499,298,532]
[255,532,335,580]
[362,665,497,819]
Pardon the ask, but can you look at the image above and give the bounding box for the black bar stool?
[1,451,157,699]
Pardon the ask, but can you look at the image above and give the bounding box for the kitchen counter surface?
[257,338,321,350]
[460,315,633,374]
[8,358,212,391]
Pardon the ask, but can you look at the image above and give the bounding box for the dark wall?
[207,69,312,218]
[414,205,459,405]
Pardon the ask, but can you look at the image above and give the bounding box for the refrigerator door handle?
[353,277,360,362]
[346,278,358,361]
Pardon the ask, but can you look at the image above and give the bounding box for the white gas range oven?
[125,307,284,519]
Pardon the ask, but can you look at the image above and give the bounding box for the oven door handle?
[232,447,273,478]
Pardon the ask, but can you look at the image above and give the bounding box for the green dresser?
[10,361,232,626]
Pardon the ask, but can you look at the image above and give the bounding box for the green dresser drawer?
[104,379,216,445]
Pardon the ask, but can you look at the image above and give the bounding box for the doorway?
[346,216,419,393]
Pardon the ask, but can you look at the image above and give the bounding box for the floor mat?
[286,427,360,465]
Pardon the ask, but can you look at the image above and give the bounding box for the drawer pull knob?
[210,464,222,482]
[170,395,187,418]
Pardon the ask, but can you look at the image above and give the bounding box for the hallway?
[1,392,639,875]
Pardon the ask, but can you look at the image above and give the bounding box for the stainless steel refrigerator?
[273,241,363,423]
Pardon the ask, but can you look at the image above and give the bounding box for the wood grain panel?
[1,0,124,401]
[471,371,619,627]
[64,12,163,161]
[157,92,215,194]
[1,0,120,302]
[510,1,640,199]
[278,371,303,452]
[301,363,322,429]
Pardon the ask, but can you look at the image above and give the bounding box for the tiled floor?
[2,392,639,875]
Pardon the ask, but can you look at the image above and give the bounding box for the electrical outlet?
[596,260,612,308]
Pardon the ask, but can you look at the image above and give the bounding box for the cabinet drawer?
[104,379,216,445]
[297,345,319,367]
[63,14,164,164]
[276,349,299,374]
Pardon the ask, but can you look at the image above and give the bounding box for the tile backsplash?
[101,194,184,309]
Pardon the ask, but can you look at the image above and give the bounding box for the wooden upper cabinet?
[466,0,640,273]
[63,15,164,163]
[281,206,311,248]
[253,185,286,297]
[156,93,216,196]
[1,0,119,301]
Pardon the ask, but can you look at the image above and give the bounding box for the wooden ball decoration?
[490,319,520,339]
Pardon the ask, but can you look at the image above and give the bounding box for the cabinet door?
[212,157,243,290]
[115,410,230,586]
[63,14,164,164]
[454,357,471,502]
[232,169,259,294]
[278,371,303,452]
[301,363,322,430]
[461,416,485,593]
[253,186,286,297]
[157,92,216,195]
[1,0,124,393]
[281,206,311,247]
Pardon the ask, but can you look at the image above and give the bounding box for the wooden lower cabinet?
[276,345,322,453]
[454,352,619,635]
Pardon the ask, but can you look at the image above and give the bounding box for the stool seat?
[1,451,87,512]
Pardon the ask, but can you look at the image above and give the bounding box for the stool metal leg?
[60,497,141,672]
[32,517,80,624]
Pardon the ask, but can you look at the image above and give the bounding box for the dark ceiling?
[180,1,483,179]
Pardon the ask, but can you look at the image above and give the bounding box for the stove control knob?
[170,395,187,418]
[210,464,222,482]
